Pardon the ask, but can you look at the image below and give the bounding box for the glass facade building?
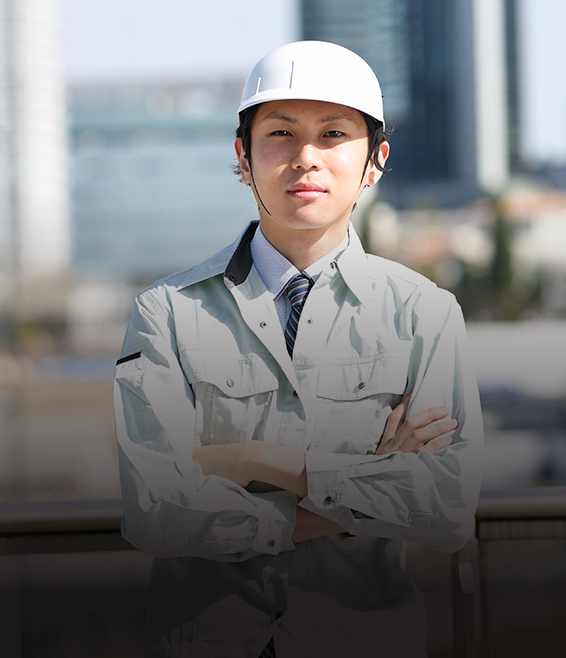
[302,0,493,207]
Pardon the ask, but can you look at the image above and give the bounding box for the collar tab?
[224,222,259,288]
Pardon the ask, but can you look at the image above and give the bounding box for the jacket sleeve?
[299,289,484,553]
[114,288,297,561]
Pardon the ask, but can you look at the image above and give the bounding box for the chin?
[285,219,340,232]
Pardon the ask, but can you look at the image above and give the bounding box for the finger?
[412,417,458,444]
[398,417,458,452]
[381,418,457,456]
[380,393,411,444]
[420,433,454,452]
[386,404,451,450]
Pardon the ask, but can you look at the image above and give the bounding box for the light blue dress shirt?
[250,224,349,330]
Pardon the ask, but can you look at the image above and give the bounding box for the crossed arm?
[193,395,458,544]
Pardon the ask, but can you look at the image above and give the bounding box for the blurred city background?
[3,0,564,502]
[1,1,566,656]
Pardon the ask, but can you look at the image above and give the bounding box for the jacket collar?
[224,222,257,288]
[333,225,376,307]
[176,221,377,306]
[173,223,257,291]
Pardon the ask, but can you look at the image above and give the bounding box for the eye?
[271,129,292,136]
[324,130,345,138]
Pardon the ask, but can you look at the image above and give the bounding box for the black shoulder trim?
[116,351,141,365]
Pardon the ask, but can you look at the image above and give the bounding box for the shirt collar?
[182,221,377,310]
[250,224,350,299]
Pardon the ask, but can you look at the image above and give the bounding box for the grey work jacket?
[114,222,483,657]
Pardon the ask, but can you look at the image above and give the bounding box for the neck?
[259,220,349,272]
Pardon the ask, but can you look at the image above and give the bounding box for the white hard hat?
[238,41,384,125]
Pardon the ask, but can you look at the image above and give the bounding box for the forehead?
[253,99,366,127]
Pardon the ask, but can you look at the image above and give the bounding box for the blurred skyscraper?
[302,0,517,208]
[0,0,70,276]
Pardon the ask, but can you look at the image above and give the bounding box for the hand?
[376,394,457,455]
[193,443,251,487]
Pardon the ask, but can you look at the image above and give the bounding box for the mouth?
[287,182,326,199]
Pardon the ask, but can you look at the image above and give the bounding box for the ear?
[234,138,252,185]
[366,140,390,186]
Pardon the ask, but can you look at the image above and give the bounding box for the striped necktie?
[284,272,314,357]
[259,637,276,658]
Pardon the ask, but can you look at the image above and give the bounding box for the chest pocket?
[311,352,409,455]
[180,349,279,446]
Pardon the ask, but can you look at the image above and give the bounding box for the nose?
[291,142,320,170]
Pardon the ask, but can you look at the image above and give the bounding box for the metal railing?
[2,487,566,656]
[452,486,566,657]
[0,498,130,554]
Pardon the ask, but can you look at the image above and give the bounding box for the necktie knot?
[286,273,313,310]
[284,273,313,357]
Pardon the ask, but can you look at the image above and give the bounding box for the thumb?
[380,393,410,445]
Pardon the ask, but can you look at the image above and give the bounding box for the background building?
[0,0,70,276]
[68,79,254,282]
[302,0,515,207]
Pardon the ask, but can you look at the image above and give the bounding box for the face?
[234,99,389,243]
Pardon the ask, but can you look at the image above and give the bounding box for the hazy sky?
[518,0,566,165]
[63,0,566,165]
[63,0,300,82]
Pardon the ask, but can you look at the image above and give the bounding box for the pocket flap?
[317,352,409,400]
[180,349,279,397]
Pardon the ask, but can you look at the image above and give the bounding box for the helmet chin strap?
[248,162,273,217]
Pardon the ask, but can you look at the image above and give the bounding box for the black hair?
[232,104,261,179]
[232,104,392,181]
[360,112,393,177]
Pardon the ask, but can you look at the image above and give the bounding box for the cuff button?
[267,539,275,548]
[324,495,334,505]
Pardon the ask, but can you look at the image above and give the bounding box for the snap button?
[358,381,366,390]
[260,321,267,328]
[324,495,334,505]
[307,318,313,324]
[226,379,234,388]
[330,261,336,269]
[267,539,275,548]
[292,390,299,399]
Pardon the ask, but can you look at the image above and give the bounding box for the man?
[114,41,483,657]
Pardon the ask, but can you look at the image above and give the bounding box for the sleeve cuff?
[298,495,353,528]
[253,490,298,555]
[304,451,350,512]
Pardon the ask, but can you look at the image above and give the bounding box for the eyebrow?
[259,110,355,124]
